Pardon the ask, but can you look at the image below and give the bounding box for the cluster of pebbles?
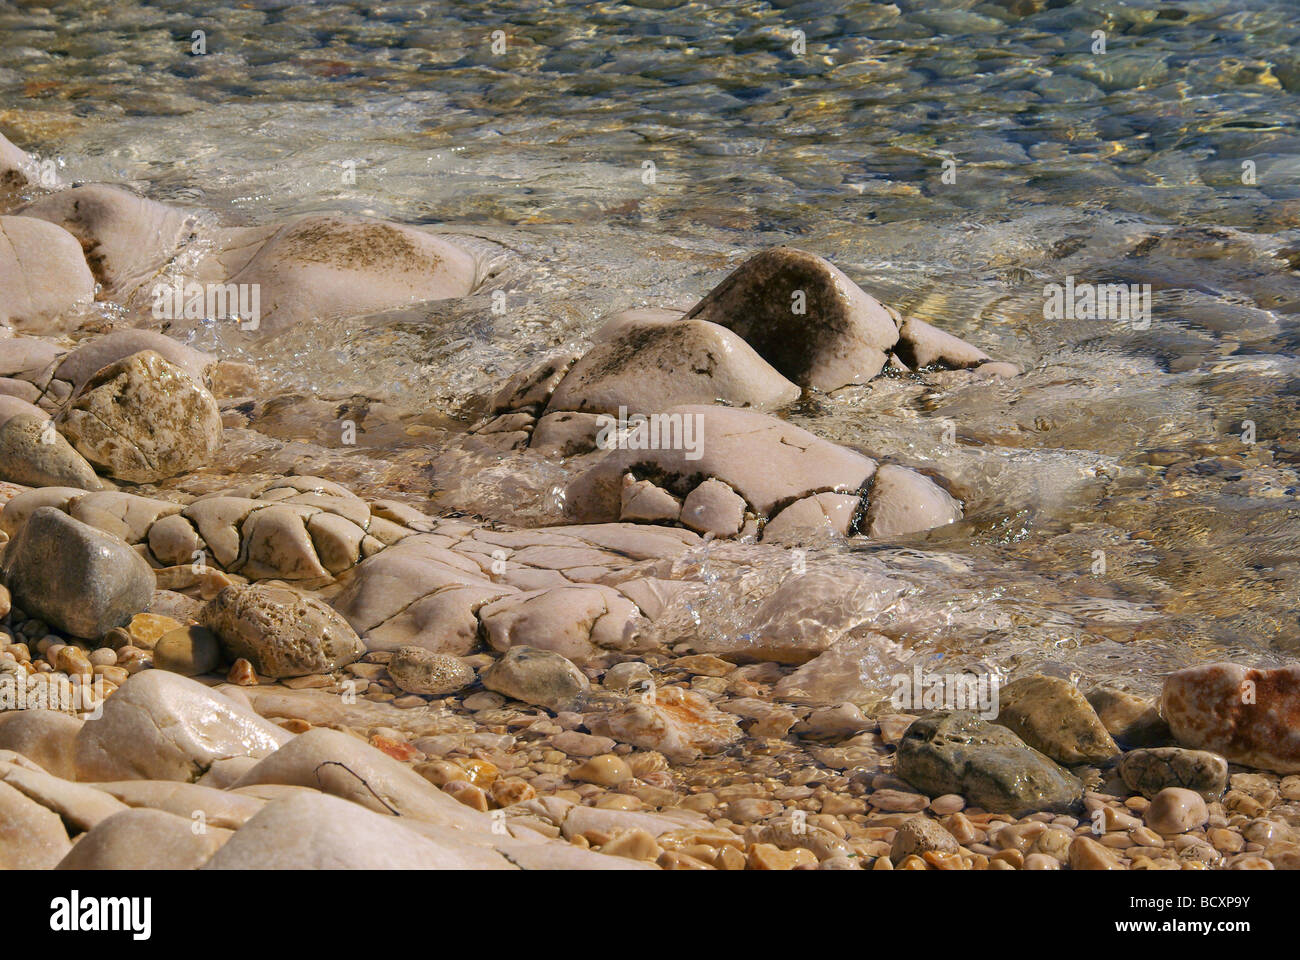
[1,128,1297,870]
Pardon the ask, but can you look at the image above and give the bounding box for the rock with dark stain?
[993,674,1119,765]
[2,506,155,639]
[57,350,222,483]
[1117,747,1228,801]
[896,711,1083,816]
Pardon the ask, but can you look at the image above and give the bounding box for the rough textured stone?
[1162,662,1300,774]
[994,674,1119,765]
[2,506,155,639]
[479,585,641,664]
[1118,747,1228,801]
[684,247,901,390]
[201,583,365,678]
[74,670,291,782]
[480,645,589,711]
[896,711,1083,816]
[53,330,215,394]
[890,815,960,861]
[57,350,222,483]
[387,646,475,696]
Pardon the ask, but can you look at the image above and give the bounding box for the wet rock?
[480,645,589,711]
[1161,662,1300,773]
[1144,787,1209,835]
[21,183,198,298]
[893,316,990,370]
[1117,747,1228,801]
[2,506,155,639]
[586,685,743,762]
[57,350,222,483]
[0,780,71,869]
[895,711,1083,816]
[864,464,963,539]
[152,625,222,677]
[762,493,860,543]
[55,808,231,870]
[1085,686,1171,748]
[680,478,747,537]
[544,311,799,415]
[74,670,291,782]
[0,216,96,328]
[386,646,475,696]
[570,754,633,786]
[0,411,101,489]
[0,131,35,190]
[200,583,365,679]
[695,572,907,665]
[567,404,876,526]
[330,535,513,655]
[772,632,908,703]
[994,674,1119,765]
[218,215,483,338]
[684,247,901,390]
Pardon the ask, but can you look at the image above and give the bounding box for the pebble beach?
[0,0,1299,876]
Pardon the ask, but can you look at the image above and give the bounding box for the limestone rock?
[53,330,215,394]
[0,711,82,779]
[545,312,799,416]
[221,215,484,338]
[2,506,155,639]
[55,808,231,870]
[201,583,365,678]
[1117,747,1228,801]
[567,404,876,525]
[57,350,222,483]
[586,686,742,762]
[864,464,963,539]
[74,670,291,782]
[203,791,511,869]
[20,183,198,298]
[680,478,747,537]
[0,412,101,489]
[684,247,901,390]
[479,585,642,664]
[0,779,71,869]
[0,216,95,328]
[480,645,590,711]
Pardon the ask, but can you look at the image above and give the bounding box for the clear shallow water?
[3,0,1300,695]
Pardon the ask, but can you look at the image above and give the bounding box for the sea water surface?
[2,0,1299,699]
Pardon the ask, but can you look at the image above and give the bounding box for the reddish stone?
[1162,663,1300,774]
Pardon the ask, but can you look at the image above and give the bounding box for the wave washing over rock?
[1,0,1300,881]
